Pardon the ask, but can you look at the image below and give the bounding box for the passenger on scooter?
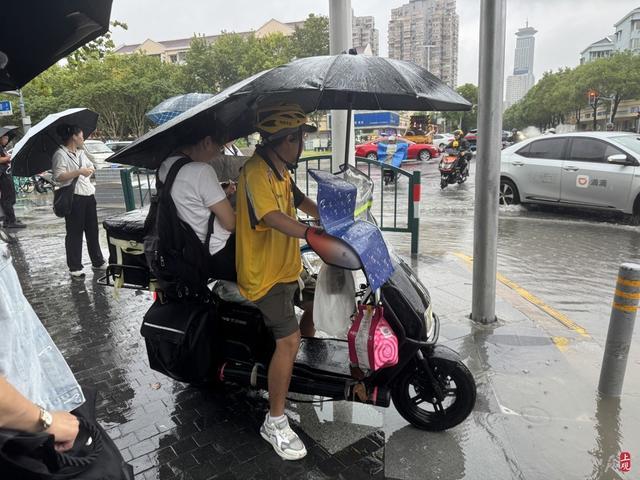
[235,104,319,460]
[158,129,237,281]
[446,129,471,173]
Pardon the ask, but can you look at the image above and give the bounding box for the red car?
[355,137,440,162]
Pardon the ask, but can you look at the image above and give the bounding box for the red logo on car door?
[576,175,589,188]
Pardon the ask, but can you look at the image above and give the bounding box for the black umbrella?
[0,1,113,91]
[10,108,98,176]
[109,54,471,169]
[0,125,20,140]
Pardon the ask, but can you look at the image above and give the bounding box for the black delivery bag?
[140,300,217,385]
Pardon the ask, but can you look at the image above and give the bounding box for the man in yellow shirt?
[236,105,319,460]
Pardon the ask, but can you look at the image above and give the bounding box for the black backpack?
[144,157,214,301]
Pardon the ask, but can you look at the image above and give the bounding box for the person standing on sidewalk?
[236,105,319,460]
[52,124,105,278]
[0,133,26,229]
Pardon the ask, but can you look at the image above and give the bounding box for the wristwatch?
[36,405,53,431]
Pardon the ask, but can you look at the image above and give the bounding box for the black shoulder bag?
[53,151,81,218]
[53,177,78,218]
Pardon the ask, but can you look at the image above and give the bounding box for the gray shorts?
[254,282,300,340]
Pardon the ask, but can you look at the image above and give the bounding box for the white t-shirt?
[52,146,95,196]
[158,156,231,255]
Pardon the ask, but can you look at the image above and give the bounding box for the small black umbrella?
[0,125,20,140]
[10,108,98,176]
[0,1,113,91]
[109,54,471,169]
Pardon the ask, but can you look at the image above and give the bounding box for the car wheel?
[418,150,431,161]
[366,152,377,160]
[499,178,520,206]
[631,195,640,226]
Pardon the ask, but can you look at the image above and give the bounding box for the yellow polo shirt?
[235,152,303,301]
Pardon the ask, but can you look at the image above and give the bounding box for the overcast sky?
[110,0,639,86]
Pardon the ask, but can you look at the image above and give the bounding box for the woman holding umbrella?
[52,124,106,278]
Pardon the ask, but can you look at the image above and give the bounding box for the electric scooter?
[439,148,470,189]
[212,227,476,431]
[102,167,477,431]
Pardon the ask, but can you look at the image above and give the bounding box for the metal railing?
[120,168,156,211]
[295,155,421,255]
[118,156,422,254]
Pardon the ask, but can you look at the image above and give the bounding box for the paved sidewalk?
[6,199,639,479]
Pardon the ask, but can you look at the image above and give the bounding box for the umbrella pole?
[342,106,352,170]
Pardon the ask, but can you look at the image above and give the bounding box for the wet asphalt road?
[400,155,640,349]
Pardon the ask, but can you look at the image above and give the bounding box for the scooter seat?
[211,280,256,307]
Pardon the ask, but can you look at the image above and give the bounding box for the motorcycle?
[101,166,477,431]
[439,148,470,189]
[33,170,55,193]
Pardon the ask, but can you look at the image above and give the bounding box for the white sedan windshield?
[85,143,113,154]
[612,136,640,155]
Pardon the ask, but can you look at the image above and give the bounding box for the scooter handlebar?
[304,227,363,271]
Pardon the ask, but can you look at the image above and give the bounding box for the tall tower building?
[505,24,537,108]
[352,14,379,56]
[388,0,459,87]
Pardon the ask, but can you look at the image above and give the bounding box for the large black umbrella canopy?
[0,1,113,91]
[109,54,471,169]
[10,108,98,176]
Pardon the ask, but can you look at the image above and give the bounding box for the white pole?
[471,0,507,324]
[329,0,354,171]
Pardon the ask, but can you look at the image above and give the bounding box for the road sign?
[0,100,12,116]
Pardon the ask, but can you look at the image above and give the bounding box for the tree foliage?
[289,14,330,58]
[504,52,640,130]
[440,83,478,131]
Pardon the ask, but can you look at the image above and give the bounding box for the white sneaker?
[260,414,307,461]
[70,270,85,278]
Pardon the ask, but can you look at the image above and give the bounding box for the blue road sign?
[0,100,12,116]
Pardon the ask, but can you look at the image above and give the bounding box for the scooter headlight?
[424,303,435,338]
[301,250,323,276]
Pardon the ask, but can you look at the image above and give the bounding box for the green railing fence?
[296,155,421,255]
[120,168,156,211]
[120,156,421,254]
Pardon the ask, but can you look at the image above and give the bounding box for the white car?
[433,133,455,151]
[500,132,640,223]
[83,140,114,169]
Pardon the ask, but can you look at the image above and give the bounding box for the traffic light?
[588,90,598,106]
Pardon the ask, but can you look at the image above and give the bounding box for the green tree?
[289,14,330,58]
[440,83,478,131]
[179,36,217,93]
[73,54,182,137]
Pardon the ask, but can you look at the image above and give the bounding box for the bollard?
[598,263,640,397]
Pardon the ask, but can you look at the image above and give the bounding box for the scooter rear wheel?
[391,354,476,431]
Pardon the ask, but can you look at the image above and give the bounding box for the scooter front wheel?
[391,351,476,431]
[440,177,448,189]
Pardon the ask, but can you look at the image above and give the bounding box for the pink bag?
[348,304,399,375]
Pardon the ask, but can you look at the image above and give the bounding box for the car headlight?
[424,303,435,338]
[301,250,323,276]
